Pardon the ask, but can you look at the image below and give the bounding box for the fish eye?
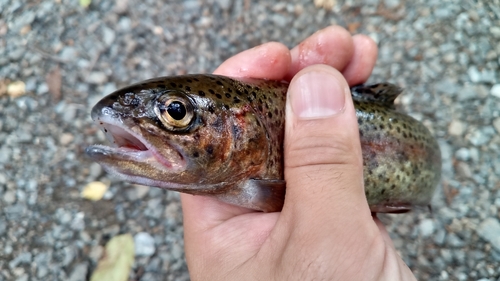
[155,94,194,130]
[166,101,186,120]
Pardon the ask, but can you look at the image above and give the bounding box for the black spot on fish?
[236,89,243,96]
[267,112,272,118]
[185,86,191,91]
[225,93,231,98]
[206,145,214,155]
[209,89,215,95]
[199,90,206,97]
[157,84,166,88]
[227,88,232,93]
[233,97,240,103]
[216,94,222,99]
[186,79,192,83]
[193,151,199,158]
[216,81,223,86]
[223,104,229,110]
[208,105,215,114]
[170,82,177,87]
[193,77,199,82]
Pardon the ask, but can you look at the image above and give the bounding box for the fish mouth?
[86,115,185,171]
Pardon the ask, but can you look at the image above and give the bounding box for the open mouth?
[103,123,148,151]
[86,116,183,170]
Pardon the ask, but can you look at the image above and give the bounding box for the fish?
[86,74,441,213]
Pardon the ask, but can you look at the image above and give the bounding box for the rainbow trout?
[86,75,441,213]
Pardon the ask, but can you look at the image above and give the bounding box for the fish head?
[86,75,269,194]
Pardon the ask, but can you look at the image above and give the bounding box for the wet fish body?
[86,74,441,213]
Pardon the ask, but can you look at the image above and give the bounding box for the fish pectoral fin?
[245,179,286,213]
[351,83,402,107]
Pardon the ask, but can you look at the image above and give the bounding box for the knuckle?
[285,131,362,170]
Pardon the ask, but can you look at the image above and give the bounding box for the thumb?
[282,64,372,225]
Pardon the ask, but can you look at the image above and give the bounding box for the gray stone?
[383,0,400,8]
[88,162,102,178]
[491,84,500,98]
[457,84,479,101]
[35,82,49,95]
[215,0,231,10]
[15,274,29,281]
[448,120,466,136]
[86,71,108,84]
[455,147,470,161]
[9,252,32,268]
[468,128,492,146]
[3,190,16,204]
[495,197,500,207]
[5,204,26,220]
[59,47,78,61]
[455,162,472,178]
[493,118,500,134]
[62,245,77,266]
[468,66,496,83]
[477,218,500,251]
[134,232,156,257]
[491,26,500,38]
[102,26,116,47]
[434,79,460,95]
[447,233,465,247]
[68,263,88,281]
[433,229,446,245]
[419,219,435,237]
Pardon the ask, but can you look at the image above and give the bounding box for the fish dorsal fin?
[351,83,402,107]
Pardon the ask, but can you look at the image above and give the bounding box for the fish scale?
[86,74,441,213]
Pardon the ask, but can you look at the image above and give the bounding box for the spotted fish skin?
[86,74,441,213]
[352,84,441,212]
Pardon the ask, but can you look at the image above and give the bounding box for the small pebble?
[491,84,500,98]
[477,218,500,252]
[448,120,466,136]
[134,232,156,257]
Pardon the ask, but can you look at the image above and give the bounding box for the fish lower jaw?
[85,144,183,171]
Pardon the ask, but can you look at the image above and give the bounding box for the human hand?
[180,26,416,280]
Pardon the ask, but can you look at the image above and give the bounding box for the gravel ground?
[1,0,499,280]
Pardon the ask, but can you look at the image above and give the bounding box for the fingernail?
[289,71,346,119]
